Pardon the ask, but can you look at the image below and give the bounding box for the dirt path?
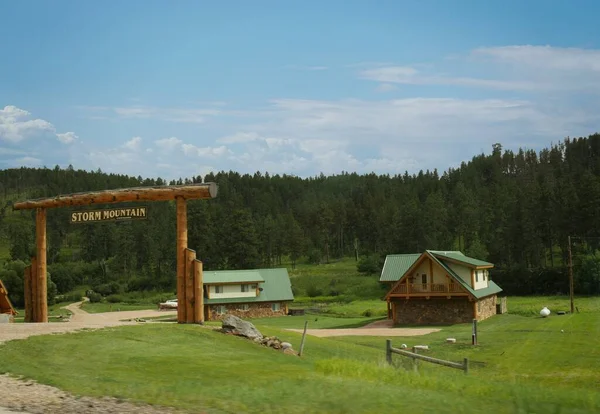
[0,302,180,413]
[286,319,440,337]
[0,301,176,344]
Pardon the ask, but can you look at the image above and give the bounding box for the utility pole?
[568,236,574,314]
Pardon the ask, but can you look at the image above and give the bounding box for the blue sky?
[1,0,600,180]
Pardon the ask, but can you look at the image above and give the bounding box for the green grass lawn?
[12,301,73,323]
[0,318,598,414]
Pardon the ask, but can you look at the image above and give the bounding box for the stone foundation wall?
[476,295,497,321]
[207,302,288,321]
[393,298,473,325]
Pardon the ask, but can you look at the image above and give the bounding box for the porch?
[387,282,468,297]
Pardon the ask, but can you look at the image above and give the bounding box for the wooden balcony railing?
[391,283,464,295]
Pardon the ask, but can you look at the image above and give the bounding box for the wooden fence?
[385,340,469,374]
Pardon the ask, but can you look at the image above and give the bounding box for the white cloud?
[375,83,398,92]
[217,132,261,144]
[14,156,42,166]
[155,136,182,150]
[360,45,600,92]
[84,106,221,123]
[181,144,230,158]
[123,136,142,151]
[56,132,78,144]
[0,105,55,142]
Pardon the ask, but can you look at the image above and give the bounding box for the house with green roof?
[202,268,294,320]
[380,250,503,325]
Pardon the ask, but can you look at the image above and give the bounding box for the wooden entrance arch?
[13,183,218,324]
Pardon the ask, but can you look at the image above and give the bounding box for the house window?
[421,274,427,284]
[241,284,249,293]
[216,305,227,315]
[215,286,224,294]
[238,304,249,311]
[271,303,280,312]
[251,284,258,289]
[476,272,479,282]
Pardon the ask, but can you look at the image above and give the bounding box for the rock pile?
[220,315,297,355]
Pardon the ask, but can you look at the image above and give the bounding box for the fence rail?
[385,339,469,374]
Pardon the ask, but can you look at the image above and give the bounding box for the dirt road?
[286,318,441,337]
[0,301,176,344]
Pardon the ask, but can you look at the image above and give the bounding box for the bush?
[106,294,125,303]
[306,285,323,298]
[88,292,103,303]
[94,281,122,296]
[362,309,373,317]
[357,254,382,275]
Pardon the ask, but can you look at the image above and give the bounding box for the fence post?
[472,319,478,345]
[299,320,308,357]
[386,339,392,365]
[412,346,419,373]
[463,358,469,375]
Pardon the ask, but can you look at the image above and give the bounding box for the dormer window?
[215,285,223,294]
[241,284,249,293]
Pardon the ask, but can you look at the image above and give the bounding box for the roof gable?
[429,251,494,268]
[0,279,17,316]
[380,254,421,282]
[385,252,474,300]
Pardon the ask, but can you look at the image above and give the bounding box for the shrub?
[88,292,103,303]
[106,294,125,303]
[306,285,323,298]
[362,309,373,317]
[357,254,382,275]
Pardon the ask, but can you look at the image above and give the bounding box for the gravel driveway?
[286,319,441,337]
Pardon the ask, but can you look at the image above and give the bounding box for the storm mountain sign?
[70,206,148,223]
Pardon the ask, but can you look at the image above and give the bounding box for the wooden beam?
[473,301,478,320]
[429,258,434,284]
[470,269,475,288]
[13,183,218,210]
[30,257,38,322]
[36,208,48,323]
[194,260,204,323]
[23,265,32,322]
[185,249,196,323]
[176,197,187,324]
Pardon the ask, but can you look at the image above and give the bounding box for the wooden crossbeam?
[13,183,217,210]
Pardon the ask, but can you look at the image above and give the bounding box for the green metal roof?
[472,280,503,299]
[379,253,422,282]
[429,251,494,268]
[205,268,294,305]
[203,269,265,284]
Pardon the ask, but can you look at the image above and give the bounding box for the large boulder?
[221,315,263,340]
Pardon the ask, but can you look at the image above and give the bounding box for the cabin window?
[241,284,249,292]
[476,272,479,282]
[216,305,227,315]
[238,304,249,311]
[271,303,280,312]
[421,274,427,284]
[251,284,258,289]
[215,286,223,294]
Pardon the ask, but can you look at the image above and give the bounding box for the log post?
[176,197,188,323]
[194,260,204,324]
[36,208,48,323]
[185,249,196,323]
[386,339,392,365]
[23,265,32,322]
[30,257,38,322]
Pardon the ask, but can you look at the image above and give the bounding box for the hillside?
[1,134,600,303]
